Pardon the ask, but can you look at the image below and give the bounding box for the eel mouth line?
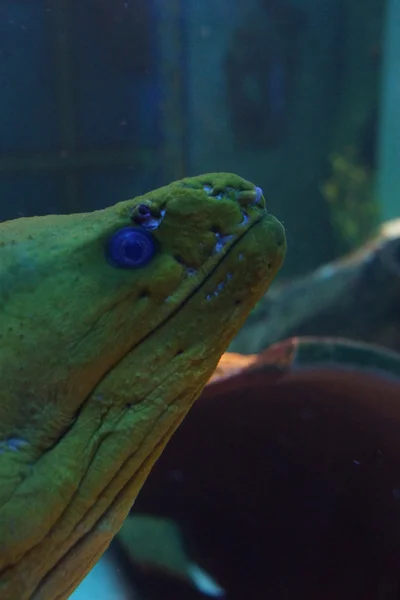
[40,213,265,456]
[0,216,266,594]
[95,213,265,387]
[43,213,265,450]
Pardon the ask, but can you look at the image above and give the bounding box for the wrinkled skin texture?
[0,173,286,599]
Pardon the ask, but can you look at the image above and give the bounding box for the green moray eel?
[0,173,286,599]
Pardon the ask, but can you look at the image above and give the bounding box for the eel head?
[0,173,285,599]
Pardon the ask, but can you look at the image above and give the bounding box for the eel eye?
[107,227,157,268]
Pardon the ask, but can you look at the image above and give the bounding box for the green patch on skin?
[0,173,286,600]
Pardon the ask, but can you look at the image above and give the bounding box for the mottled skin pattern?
[0,173,286,599]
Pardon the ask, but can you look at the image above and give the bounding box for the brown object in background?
[231,219,400,355]
[124,337,400,600]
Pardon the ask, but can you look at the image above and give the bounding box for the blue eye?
[106,227,157,269]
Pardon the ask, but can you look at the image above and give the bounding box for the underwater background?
[1,0,398,277]
[1,1,400,599]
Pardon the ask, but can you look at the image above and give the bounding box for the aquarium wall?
[377,0,400,220]
[0,1,168,218]
[0,0,395,278]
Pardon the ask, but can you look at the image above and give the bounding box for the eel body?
[0,173,286,599]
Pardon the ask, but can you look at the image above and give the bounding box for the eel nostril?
[254,186,263,204]
[138,204,151,216]
[237,186,266,209]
